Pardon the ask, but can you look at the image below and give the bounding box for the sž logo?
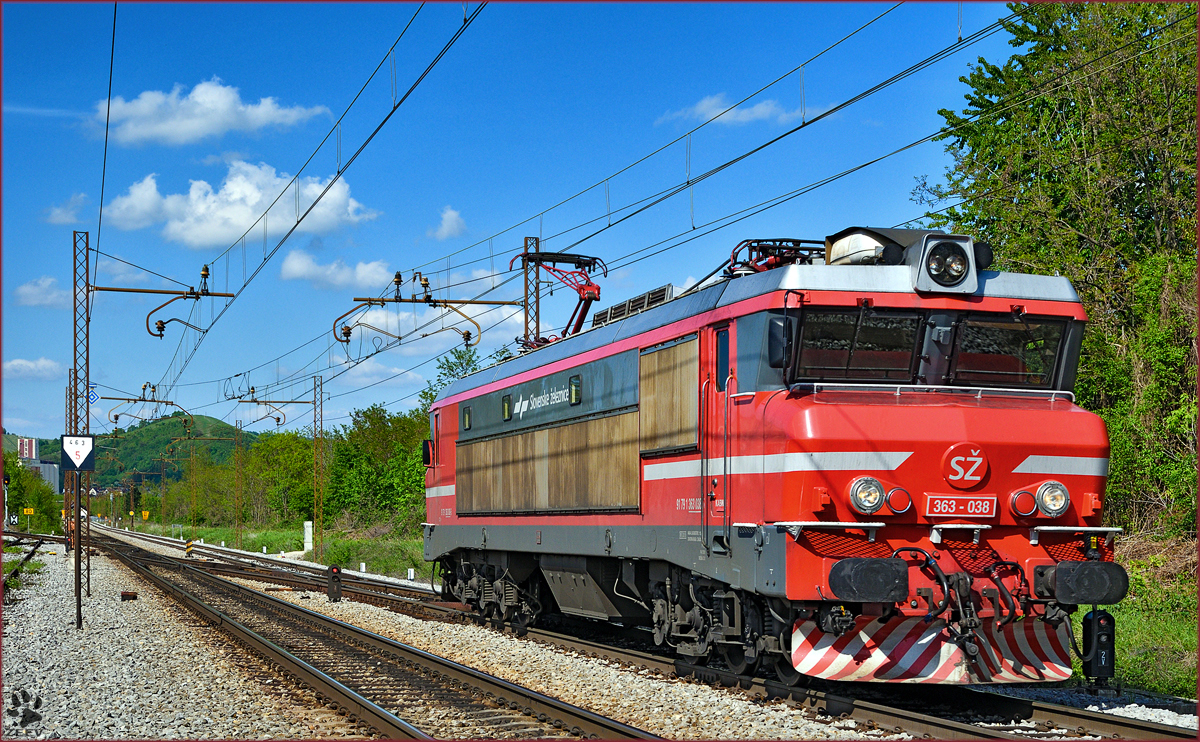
[942,442,989,489]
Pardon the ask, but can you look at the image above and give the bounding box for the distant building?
[22,460,60,494]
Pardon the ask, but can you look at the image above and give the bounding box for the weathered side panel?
[593,412,639,507]
[639,335,699,453]
[457,411,639,513]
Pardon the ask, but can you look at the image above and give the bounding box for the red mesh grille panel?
[799,529,893,559]
[941,539,1004,576]
[1042,536,1114,563]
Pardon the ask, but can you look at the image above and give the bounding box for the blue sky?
[3,2,1016,440]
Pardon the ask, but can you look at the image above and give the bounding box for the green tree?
[323,344,505,531]
[381,440,428,534]
[4,451,61,534]
[913,3,1197,534]
[246,431,314,524]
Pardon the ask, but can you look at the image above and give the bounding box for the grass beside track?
[129,522,434,582]
[1080,535,1198,698]
[316,537,433,582]
[2,557,45,590]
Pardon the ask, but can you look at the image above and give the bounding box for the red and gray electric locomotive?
[422,227,1128,685]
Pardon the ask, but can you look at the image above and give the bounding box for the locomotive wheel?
[511,612,531,637]
[718,643,759,676]
[773,655,806,687]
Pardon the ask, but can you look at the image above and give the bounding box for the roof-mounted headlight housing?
[1036,481,1070,518]
[908,234,980,294]
[849,477,885,515]
[926,242,970,286]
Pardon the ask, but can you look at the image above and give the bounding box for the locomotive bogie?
[424,229,1131,684]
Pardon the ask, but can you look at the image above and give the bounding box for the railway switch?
[327,564,343,603]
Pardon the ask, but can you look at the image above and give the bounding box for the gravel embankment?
[1,542,367,740]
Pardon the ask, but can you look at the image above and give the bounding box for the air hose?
[892,546,950,618]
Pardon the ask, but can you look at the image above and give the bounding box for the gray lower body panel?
[424,522,789,597]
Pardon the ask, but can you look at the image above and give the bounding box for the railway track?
[90,527,1197,741]
[95,533,657,740]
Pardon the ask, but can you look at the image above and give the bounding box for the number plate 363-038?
[925,495,996,517]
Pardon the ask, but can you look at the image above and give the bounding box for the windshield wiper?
[845,302,869,372]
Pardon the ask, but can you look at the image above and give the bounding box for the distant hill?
[6,414,261,488]
[2,434,61,461]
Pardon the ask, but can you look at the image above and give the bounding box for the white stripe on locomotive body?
[1012,454,1109,477]
[642,451,913,481]
[425,485,455,500]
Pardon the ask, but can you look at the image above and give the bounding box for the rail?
[103,537,431,739]
[98,535,659,739]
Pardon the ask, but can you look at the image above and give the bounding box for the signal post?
[60,434,95,630]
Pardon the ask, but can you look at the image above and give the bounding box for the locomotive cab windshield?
[771,306,1078,390]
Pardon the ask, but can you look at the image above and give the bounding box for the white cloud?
[44,193,88,224]
[657,93,803,126]
[15,276,71,307]
[102,77,327,146]
[280,249,391,290]
[335,357,423,387]
[3,358,64,380]
[200,151,248,166]
[105,160,377,249]
[97,257,150,284]
[3,104,84,118]
[427,206,466,240]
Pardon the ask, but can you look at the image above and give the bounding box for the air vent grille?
[591,284,675,328]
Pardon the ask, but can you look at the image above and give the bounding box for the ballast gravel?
[1,542,368,740]
[95,530,905,740]
[981,685,1198,730]
[220,576,905,741]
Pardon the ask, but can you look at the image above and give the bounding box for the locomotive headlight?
[849,477,885,514]
[946,252,968,279]
[1036,481,1070,517]
[925,241,970,287]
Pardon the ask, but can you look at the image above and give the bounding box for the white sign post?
[61,434,94,632]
